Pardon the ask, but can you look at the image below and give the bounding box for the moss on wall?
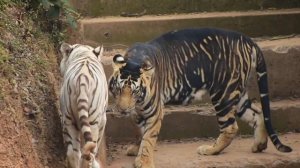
[71,0,300,17]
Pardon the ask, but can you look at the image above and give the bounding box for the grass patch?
[0,44,10,64]
[0,43,15,79]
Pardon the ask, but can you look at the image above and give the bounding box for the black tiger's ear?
[93,45,104,58]
[60,42,73,57]
[113,54,126,63]
[112,54,127,70]
[142,60,153,71]
[140,59,154,78]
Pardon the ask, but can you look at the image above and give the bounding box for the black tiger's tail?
[254,46,292,152]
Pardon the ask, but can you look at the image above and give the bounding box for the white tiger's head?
[109,44,156,116]
[59,42,104,76]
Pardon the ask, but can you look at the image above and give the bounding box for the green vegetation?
[1,0,79,43]
[28,0,79,29]
[0,43,14,80]
[0,44,9,65]
[24,0,80,46]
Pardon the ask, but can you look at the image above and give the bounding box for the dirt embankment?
[0,5,64,168]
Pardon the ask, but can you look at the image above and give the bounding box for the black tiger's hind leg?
[237,92,268,152]
[198,100,239,155]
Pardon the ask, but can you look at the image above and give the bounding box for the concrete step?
[101,36,300,101]
[106,133,300,168]
[71,0,300,17]
[106,99,300,142]
[79,9,300,46]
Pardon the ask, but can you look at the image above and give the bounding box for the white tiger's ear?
[112,54,127,70]
[60,42,73,57]
[93,45,104,58]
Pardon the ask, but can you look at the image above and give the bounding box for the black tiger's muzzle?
[118,108,135,116]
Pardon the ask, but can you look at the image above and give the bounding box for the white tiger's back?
[59,43,108,168]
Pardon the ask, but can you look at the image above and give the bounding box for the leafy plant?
[20,0,80,45]
[0,0,20,10]
[0,0,10,10]
[41,0,79,29]
[28,0,80,29]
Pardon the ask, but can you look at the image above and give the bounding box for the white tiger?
[59,43,108,168]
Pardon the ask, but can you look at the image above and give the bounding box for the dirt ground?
[107,133,300,168]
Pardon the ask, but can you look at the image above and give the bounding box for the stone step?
[106,133,300,168]
[71,0,300,17]
[79,9,300,46]
[105,99,300,142]
[102,36,300,101]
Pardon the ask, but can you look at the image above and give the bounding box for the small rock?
[24,107,38,119]
[31,138,38,144]
[23,107,31,113]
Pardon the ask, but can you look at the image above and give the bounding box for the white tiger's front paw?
[91,160,100,168]
[197,145,217,155]
[89,153,100,168]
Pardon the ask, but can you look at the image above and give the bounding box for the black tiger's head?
[109,44,156,116]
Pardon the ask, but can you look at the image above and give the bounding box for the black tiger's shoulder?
[150,28,251,44]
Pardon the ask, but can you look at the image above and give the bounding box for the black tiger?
[108,28,292,168]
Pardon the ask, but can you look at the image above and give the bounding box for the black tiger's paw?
[278,145,292,153]
[197,145,220,155]
[133,157,154,168]
[252,141,267,153]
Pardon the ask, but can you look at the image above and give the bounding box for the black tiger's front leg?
[133,105,164,168]
[126,114,143,156]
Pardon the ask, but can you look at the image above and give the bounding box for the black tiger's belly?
[164,79,208,105]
